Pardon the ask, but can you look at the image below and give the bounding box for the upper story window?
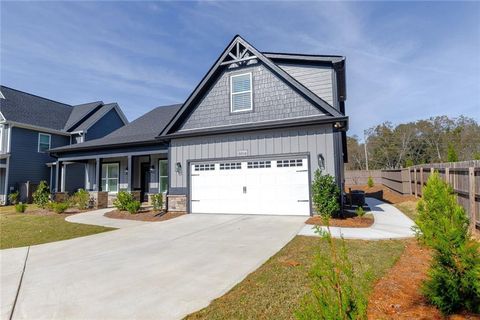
[38,133,51,153]
[230,72,253,113]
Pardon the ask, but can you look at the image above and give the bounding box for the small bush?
[73,189,90,210]
[113,191,135,211]
[15,203,27,213]
[415,172,480,314]
[33,181,50,208]
[50,202,69,214]
[8,191,19,205]
[367,176,374,188]
[126,200,141,214]
[311,170,340,219]
[151,193,164,211]
[355,206,366,217]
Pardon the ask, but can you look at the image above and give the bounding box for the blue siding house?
[0,86,128,204]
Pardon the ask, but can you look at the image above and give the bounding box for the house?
[0,86,128,203]
[50,35,348,216]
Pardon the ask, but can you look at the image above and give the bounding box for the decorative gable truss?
[220,41,257,67]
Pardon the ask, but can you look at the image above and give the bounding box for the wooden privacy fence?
[377,161,480,232]
[344,170,382,185]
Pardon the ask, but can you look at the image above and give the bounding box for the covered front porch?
[51,150,168,207]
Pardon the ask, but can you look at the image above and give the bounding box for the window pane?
[108,178,118,192]
[159,160,168,176]
[40,134,50,144]
[159,177,168,193]
[39,143,49,152]
[101,165,108,179]
[232,74,251,93]
[232,92,251,111]
[101,179,107,191]
[108,164,119,178]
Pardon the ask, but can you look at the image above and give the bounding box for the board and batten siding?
[178,61,325,132]
[169,124,337,194]
[277,63,335,107]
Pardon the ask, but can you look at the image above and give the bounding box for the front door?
[140,163,151,202]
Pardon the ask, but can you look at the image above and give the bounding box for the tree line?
[347,115,480,170]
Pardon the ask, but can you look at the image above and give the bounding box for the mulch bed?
[104,210,185,222]
[19,208,85,217]
[367,240,480,320]
[305,213,374,228]
[346,185,416,204]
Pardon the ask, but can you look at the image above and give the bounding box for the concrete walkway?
[298,197,416,240]
[65,208,150,228]
[1,214,305,320]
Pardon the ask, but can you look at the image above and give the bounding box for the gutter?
[2,121,71,136]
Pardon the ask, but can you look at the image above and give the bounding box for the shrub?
[355,206,366,217]
[73,189,90,210]
[15,202,27,213]
[447,144,458,162]
[113,191,135,211]
[151,193,164,211]
[50,202,69,214]
[126,200,141,214]
[414,172,480,314]
[8,191,19,205]
[367,176,374,188]
[33,181,50,208]
[311,170,340,219]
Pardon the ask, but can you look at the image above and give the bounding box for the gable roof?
[50,104,181,153]
[0,85,127,134]
[64,101,103,131]
[159,35,345,137]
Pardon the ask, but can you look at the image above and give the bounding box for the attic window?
[230,73,252,113]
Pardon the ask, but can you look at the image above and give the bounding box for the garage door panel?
[190,157,310,216]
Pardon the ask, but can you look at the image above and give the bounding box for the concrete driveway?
[1,213,305,320]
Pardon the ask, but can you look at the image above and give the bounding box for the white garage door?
[190,158,310,216]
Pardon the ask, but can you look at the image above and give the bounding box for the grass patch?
[394,200,419,220]
[186,236,407,320]
[0,209,115,249]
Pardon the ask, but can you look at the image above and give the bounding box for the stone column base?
[54,192,68,203]
[167,195,186,212]
[88,191,108,209]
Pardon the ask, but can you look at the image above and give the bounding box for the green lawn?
[186,236,407,320]
[394,200,419,220]
[0,206,115,249]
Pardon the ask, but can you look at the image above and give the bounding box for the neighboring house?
[0,86,128,203]
[50,35,348,216]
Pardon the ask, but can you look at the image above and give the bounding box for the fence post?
[413,168,417,197]
[419,167,424,197]
[469,167,477,232]
[445,167,450,184]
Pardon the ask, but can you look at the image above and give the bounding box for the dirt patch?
[104,210,185,222]
[367,240,480,320]
[306,214,374,228]
[346,185,416,204]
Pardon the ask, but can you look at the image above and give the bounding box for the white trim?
[5,121,70,136]
[0,91,5,99]
[158,159,168,193]
[230,72,253,113]
[38,133,51,153]
[101,163,119,193]
[4,157,9,198]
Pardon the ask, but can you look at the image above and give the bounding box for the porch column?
[127,155,132,192]
[94,157,100,191]
[60,163,66,192]
[55,161,61,193]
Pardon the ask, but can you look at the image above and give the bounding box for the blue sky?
[1,1,479,138]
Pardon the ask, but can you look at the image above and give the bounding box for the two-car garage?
[190,157,310,216]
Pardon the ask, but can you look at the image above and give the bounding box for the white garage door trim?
[189,156,310,216]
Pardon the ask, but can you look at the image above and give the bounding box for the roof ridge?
[0,85,73,108]
[262,51,345,59]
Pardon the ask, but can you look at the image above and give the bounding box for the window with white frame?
[101,163,119,193]
[230,73,252,112]
[38,133,51,153]
[158,159,168,193]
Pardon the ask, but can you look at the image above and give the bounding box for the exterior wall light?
[124,167,128,175]
[175,162,182,174]
[318,153,325,171]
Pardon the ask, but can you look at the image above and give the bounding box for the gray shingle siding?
[277,63,335,107]
[8,127,69,191]
[179,61,324,131]
[85,108,125,141]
